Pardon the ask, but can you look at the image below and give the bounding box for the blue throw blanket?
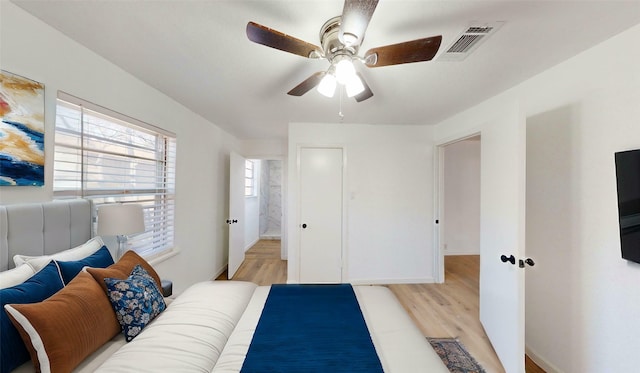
[241,284,384,373]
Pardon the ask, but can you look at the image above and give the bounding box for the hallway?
[217,239,287,285]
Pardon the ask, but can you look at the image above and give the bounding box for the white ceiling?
[12,0,640,140]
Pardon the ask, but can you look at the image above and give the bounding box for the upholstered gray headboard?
[0,199,93,271]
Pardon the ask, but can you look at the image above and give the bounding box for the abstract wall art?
[0,70,45,186]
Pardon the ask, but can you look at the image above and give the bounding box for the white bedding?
[13,282,448,373]
[93,281,257,372]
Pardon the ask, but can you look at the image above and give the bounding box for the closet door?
[299,147,343,283]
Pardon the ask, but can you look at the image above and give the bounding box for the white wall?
[288,123,436,284]
[443,138,480,255]
[240,139,287,158]
[436,23,640,373]
[0,2,240,294]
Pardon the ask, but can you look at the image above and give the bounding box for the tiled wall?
[259,160,281,238]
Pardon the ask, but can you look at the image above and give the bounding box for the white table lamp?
[97,203,145,259]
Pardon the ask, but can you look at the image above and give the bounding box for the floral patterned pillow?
[104,265,166,342]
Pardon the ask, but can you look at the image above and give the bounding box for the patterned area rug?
[428,338,487,373]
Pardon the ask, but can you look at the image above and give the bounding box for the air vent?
[438,22,504,61]
[446,34,486,53]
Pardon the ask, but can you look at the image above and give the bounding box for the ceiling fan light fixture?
[317,73,337,97]
[341,32,359,46]
[345,74,365,97]
[335,57,356,84]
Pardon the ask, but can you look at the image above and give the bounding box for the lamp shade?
[335,58,356,84]
[97,203,145,236]
[317,73,337,98]
[345,74,365,97]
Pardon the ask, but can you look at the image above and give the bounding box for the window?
[245,160,256,197]
[53,92,177,258]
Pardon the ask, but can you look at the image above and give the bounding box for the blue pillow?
[104,265,166,342]
[1,261,65,373]
[56,245,114,284]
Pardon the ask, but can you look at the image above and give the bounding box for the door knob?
[301,223,307,229]
[518,257,535,268]
[500,254,515,265]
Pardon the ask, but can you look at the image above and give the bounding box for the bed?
[0,200,448,372]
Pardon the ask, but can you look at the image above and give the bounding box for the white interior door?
[299,147,343,283]
[479,105,526,372]
[228,152,245,279]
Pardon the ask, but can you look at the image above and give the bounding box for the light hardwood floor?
[216,240,544,373]
[221,239,287,285]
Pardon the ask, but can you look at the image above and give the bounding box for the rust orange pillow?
[86,250,162,295]
[4,272,120,373]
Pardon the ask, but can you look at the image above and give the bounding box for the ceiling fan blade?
[247,21,322,58]
[354,72,373,102]
[364,35,442,67]
[287,72,326,96]
[339,0,379,47]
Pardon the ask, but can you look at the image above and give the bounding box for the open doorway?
[223,157,287,284]
[442,136,481,260]
[226,158,287,284]
[244,158,286,264]
[438,135,481,284]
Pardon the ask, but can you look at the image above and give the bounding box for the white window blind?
[53,92,177,258]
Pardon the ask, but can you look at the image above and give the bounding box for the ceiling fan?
[246,0,442,102]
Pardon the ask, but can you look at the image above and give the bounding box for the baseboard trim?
[212,264,228,280]
[350,277,437,285]
[525,346,563,373]
[244,238,260,252]
[259,235,281,240]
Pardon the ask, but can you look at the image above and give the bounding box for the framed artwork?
[0,70,45,186]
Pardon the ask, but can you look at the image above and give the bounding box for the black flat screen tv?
[615,149,640,264]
